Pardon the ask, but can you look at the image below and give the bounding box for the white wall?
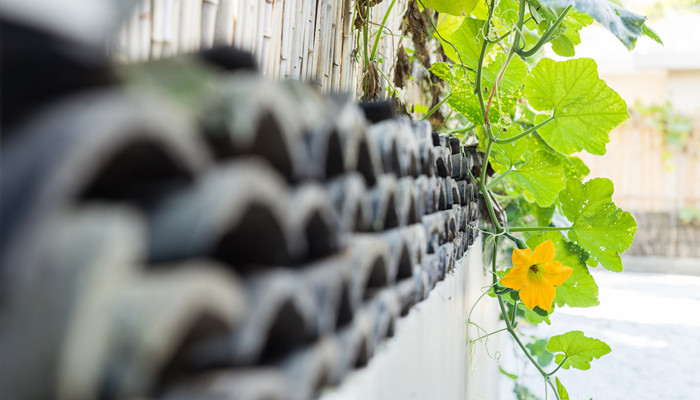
[320,237,502,400]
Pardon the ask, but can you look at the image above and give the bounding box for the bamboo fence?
[579,123,700,213]
[112,0,412,96]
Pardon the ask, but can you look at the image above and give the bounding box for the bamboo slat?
[114,0,410,97]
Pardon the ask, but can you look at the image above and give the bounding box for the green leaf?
[473,0,521,27]
[537,0,646,49]
[546,330,611,370]
[526,338,555,366]
[555,378,570,400]
[558,178,637,272]
[421,0,479,16]
[642,23,663,45]
[561,10,594,46]
[437,17,485,67]
[435,54,527,126]
[525,58,629,155]
[499,366,519,380]
[551,34,575,57]
[506,150,565,207]
[527,232,599,308]
[560,155,590,180]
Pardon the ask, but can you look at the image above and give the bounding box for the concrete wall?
[320,237,502,400]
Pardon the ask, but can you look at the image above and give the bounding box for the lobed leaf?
[558,178,637,272]
[525,58,628,155]
[546,330,611,370]
[506,150,565,207]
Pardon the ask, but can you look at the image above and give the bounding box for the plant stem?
[446,124,476,135]
[486,169,512,190]
[492,116,555,144]
[546,356,568,376]
[475,0,497,124]
[423,93,451,120]
[508,226,573,232]
[370,0,397,62]
[515,5,572,58]
[470,327,509,342]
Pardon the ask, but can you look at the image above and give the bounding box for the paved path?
[498,268,700,400]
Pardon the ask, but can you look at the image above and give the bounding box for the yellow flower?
[500,240,573,311]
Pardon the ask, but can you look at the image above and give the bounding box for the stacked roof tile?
[1,23,483,400]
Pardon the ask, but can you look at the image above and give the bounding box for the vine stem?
[422,93,452,120]
[485,169,512,190]
[470,327,509,342]
[370,0,397,62]
[547,356,568,376]
[515,5,572,58]
[493,116,555,144]
[478,3,562,399]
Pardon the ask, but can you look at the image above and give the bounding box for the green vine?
[416,0,656,398]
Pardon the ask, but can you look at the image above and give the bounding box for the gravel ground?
[498,268,700,400]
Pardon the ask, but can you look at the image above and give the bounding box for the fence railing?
[579,123,700,213]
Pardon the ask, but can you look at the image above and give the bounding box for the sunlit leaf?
[556,378,570,400]
[506,150,565,207]
[642,23,663,45]
[558,178,637,272]
[546,330,611,370]
[421,0,479,17]
[525,58,628,155]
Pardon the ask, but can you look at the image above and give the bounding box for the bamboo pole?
[279,0,293,78]
[127,7,140,62]
[261,0,274,76]
[139,0,152,61]
[270,0,285,78]
[339,0,353,92]
[213,0,234,45]
[330,0,344,91]
[152,0,165,59]
[301,0,316,81]
[162,0,179,57]
[201,0,219,48]
[312,0,325,87]
[290,0,307,79]
[233,0,245,48]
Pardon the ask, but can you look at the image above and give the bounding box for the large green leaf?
[525,58,628,155]
[506,150,565,207]
[436,17,485,67]
[538,0,646,49]
[421,0,479,17]
[527,233,599,308]
[546,330,611,370]
[431,54,527,126]
[558,178,637,272]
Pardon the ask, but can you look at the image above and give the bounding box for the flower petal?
[532,240,556,264]
[519,276,556,311]
[540,261,573,287]
[500,264,530,290]
[512,247,535,267]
